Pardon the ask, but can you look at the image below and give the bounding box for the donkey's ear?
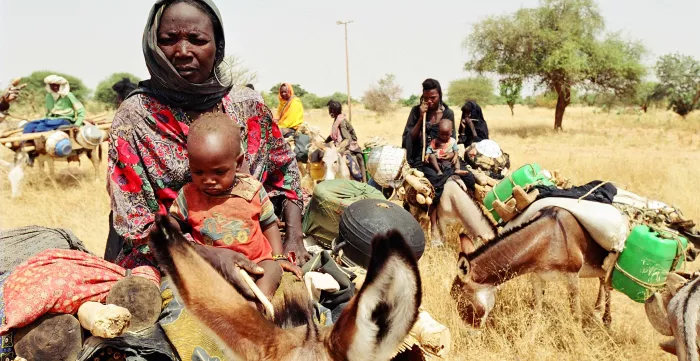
[311,137,327,152]
[328,230,421,361]
[457,252,470,283]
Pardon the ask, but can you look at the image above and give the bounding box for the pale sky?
[1,0,699,98]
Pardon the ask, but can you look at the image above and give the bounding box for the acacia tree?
[447,77,496,106]
[654,53,700,118]
[465,0,646,130]
[499,79,522,116]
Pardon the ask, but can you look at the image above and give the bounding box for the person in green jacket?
[23,75,86,133]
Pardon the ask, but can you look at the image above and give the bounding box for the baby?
[426,119,467,176]
[169,112,302,302]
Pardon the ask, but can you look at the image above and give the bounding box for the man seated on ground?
[22,75,86,134]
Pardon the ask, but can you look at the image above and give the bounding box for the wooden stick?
[421,110,427,163]
[1,128,24,138]
[405,174,430,195]
[0,131,50,143]
[238,269,275,320]
[0,124,111,144]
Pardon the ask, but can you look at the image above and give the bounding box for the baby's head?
[438,119,453,143]
[187,113,242,196]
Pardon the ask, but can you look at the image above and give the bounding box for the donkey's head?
[149,215,421,361]
[312,139,350,181]
[450,252,495,328]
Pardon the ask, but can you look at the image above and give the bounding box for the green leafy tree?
[465,0,646,130]
[447,77,495,106]
[363,74,403,115]
[16,71,90,110]
[269,83,308,98]
[632,81,665,113]
[401,94,420,107]
[654,53,700,118]
[261,91,279,109]
[94,73,141,107]
[499,79,522,115]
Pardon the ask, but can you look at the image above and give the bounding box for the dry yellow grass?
[1,104,699,360]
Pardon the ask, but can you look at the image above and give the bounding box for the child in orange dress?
[169,112,302,300]
[426,119,468,176]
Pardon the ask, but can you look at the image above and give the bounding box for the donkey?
[2,144,103,198]
[148,215,422,361]
[0,150,28,198]
[450,207,612,328]
[645,272,700,361]
[431,179,497,249]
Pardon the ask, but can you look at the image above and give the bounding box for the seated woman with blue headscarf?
[22,75,86,134]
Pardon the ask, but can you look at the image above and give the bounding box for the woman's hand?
[419,102,429,115]
[277,259,303,280]
[282,202,312,266]
[192,244,265,300]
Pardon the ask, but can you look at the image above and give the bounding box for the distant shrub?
[94,72,141,108]
[363,74,402,115]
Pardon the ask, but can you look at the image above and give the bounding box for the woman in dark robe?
[401,79,474,201]
[458,100,489,146]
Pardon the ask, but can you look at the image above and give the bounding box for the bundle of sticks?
[0,115,112,153]
[396,168,435,208]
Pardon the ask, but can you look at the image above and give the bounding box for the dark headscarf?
[112,78,137,102]
[461,100,486,122]
[130,0,232,111]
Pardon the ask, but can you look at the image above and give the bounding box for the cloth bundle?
[0,249,159,334]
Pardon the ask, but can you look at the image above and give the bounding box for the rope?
[576,181,610,202]
[613,263,667,290]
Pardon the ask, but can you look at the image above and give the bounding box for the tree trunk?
[508,103,515,116]
[553,83,571,131]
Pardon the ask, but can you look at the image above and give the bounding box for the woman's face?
[280,85,290,101]
[49,84,60,92]
[157,2,217,84]
[423,89,440,110]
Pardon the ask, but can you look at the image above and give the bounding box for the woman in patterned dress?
[106,0,311,278]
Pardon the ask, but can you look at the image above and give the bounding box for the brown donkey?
[149,215,422,361]
[450,207,612,328]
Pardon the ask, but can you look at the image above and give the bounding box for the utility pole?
[337,20,353,122]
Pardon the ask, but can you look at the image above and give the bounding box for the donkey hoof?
[14,314,82,361]
[107,276,161,332]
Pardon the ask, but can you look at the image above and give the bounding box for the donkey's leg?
[603,282,612,328]
[593,277,606,323]
[531,274,545,315]
[88,149,100,182]
[430,208,444,246]
[566,273,582,325]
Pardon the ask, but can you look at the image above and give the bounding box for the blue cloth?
[22,118,71,134]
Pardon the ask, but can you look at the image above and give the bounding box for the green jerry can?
[611,225,689,303]
[483,163,554,223]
